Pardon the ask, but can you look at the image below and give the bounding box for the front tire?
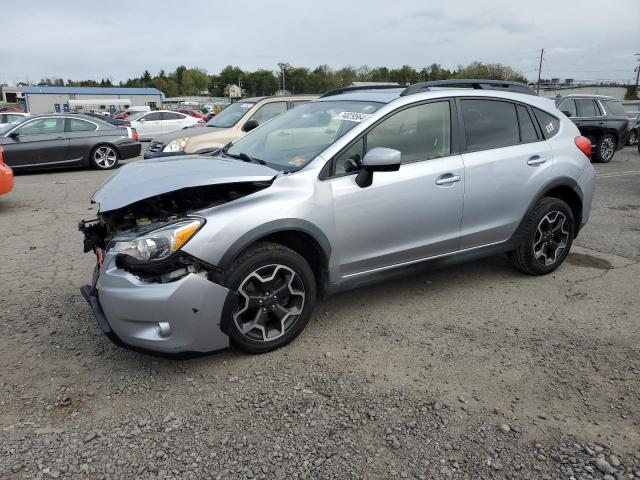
[91,145,119,170]
[509,197,575,275]
[222,242,317,354]
[592,134,616,163]
[627,129,638,146]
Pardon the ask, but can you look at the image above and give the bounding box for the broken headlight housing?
[107,218,204,262]
[163,137,189,153]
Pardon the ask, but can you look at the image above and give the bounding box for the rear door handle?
[527,155,546,166]
[435,174,461,186]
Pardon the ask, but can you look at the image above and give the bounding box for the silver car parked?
[80,80,596,355]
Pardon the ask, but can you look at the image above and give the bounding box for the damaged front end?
[78,156,277,354]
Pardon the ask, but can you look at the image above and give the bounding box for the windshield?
[226,100,383,170]
[206,101,255,128]
[0,117,27,134]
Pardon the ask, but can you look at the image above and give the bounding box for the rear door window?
[516,105,539,143]
[461,99,519,150]
[532,108,560,139]
[576,99,598,117]
[161,112,182,120]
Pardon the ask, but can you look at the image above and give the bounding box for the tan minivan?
[144,95,317,159]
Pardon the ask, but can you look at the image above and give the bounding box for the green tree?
[624,85,639,100]
[245,70,279,96]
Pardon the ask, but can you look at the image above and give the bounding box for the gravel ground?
[1,146,639,479]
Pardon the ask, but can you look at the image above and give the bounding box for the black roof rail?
[319,84,404,98]
[400,79,536,97]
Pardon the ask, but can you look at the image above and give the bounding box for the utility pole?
[536,48,544,94]
[634,53,640,96]
[277,62,290,94]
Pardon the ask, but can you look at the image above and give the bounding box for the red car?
[176,109,207,121]
[111,111,129,120]
[0,146,14,196]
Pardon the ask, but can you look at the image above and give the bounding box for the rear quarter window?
[601,100,626,116]
[532,108,560,139]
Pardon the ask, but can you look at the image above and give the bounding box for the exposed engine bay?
[79,181,272,282]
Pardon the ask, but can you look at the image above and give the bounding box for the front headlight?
[163,137,189,152]
[108,219,203,262]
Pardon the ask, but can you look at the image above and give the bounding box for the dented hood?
[92,155,278,213]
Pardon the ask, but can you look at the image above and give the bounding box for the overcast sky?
[2,0,639,85]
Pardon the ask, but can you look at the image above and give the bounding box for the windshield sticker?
[288,156,306,166]
[333,112,373,122]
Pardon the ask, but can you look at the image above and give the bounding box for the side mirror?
[561,110,572,117]
[242,119,259,132]
[355,147,401,188]
[8,131,19,138]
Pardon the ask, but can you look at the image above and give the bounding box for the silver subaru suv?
[80,80,596,355]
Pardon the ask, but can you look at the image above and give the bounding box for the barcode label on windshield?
[333,112,373,122]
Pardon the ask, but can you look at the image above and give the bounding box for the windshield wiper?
[223,150,266,165]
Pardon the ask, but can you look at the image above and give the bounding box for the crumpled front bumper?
[81,253,233,355]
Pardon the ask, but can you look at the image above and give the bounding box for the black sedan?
[0,114,141,171]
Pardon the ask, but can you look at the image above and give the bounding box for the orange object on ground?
[0,145,14,195]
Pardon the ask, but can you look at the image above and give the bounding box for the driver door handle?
[435,174,461,186]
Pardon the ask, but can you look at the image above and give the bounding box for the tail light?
[574,136,591,160]
[126,127,139,141]
[0,145,4,165]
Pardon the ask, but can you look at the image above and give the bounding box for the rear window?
[601,100,626,116]
[532,108,560,139]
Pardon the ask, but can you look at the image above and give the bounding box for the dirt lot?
[1,146,639,480]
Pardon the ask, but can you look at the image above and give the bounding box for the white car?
[0,112,29,128]
[128,110,204,141]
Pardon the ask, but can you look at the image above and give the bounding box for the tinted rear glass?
[601,100,626,116]
[461,99,519,150]
[532,108,560,139]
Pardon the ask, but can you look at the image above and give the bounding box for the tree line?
[32,62,529,97]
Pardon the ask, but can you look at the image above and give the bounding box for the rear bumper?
[81,253,232,355]
[118,142,142,160]
[0,163,14,195]
[577,164,596,230]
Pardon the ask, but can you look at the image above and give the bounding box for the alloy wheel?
[533,211,570,266]
[600,137,615,161]
[629,131,638,145]
[93,146,117,169]
[233,264,305,342]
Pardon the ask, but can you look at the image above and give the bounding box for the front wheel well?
[240,231,329,294]
[543,185,582,232]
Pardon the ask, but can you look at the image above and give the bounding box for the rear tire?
[509,197,575,275]
[222,242,317,354]
[90,145,119,170]
[592,134,616,163]
[627,129,638,146]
